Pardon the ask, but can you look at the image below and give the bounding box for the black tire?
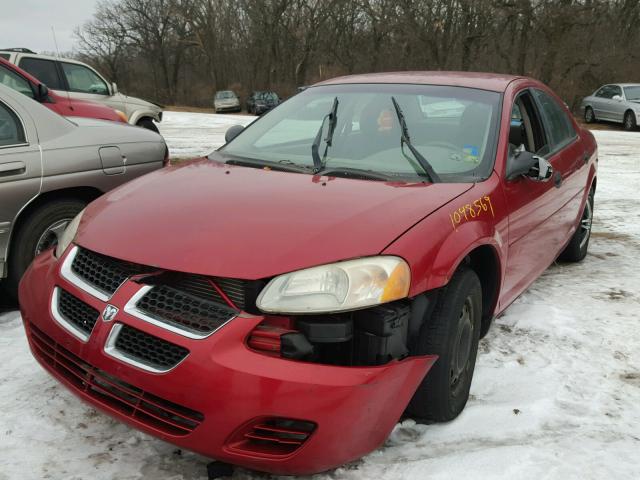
[137,118,159,133]
[623,111,637,131]
[3,199,85,300]
[558,188,594,262]
[584,107,596,124]
[406,267,482,423]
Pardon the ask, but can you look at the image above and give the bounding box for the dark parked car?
[246,91,279,114]
[19,72,597,476]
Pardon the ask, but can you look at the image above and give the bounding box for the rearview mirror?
[506,150,553,182]
[111,82,118,94]
[36,83,49,102]
[225,125,245,143]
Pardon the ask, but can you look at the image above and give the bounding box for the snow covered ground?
[1,115,639,479]
[159,111,255,159]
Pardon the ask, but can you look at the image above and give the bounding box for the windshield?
[624,86,640,101]
[219,83,501,182]
[216,91,235,99]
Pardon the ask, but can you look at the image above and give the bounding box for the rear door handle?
[0,161,26,176]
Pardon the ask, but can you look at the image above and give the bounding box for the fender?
[129,109,162,125]
[384,174,509,299]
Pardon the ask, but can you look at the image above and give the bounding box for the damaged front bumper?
[19,248,436,475]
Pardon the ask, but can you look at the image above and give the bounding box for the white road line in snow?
[1,123,639,479]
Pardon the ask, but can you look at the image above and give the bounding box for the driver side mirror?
[111,82,118,95]
[506,150,553,182]
[36,83,49,102]
[612,94,623,101]
[225,125,245,143]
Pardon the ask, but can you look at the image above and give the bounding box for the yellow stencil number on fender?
[450,196,494,231]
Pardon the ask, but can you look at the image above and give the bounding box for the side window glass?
[511,92,548,155]
[0,65,34,98]
[533,89,577,151]
[0,54,10,60]
[61,62,109,95]
[0,102,26,147]
[18,58,64,90]
[611,85,622,98]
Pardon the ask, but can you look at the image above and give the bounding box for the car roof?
[315,71,526,92]
[0,50,88,67]
[613,83,640,87]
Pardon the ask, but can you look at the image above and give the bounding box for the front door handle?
[554,171,562,188]
[0,161,26,176]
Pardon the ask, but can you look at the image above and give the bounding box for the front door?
[500,89,570,309]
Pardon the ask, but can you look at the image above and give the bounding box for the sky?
[0,0,101,54]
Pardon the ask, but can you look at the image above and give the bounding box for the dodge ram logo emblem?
[102,304,119,322]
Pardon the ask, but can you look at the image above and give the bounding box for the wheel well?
[8,187,102,258]
[625,109,635,119]
[136,116,154,125]
[464,245,500,333]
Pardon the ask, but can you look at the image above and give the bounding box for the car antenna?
[51,26,74,111]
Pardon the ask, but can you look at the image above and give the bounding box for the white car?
[0,48,163,132]
[214,90,241,113]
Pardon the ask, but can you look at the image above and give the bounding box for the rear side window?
[60,62,109,95]
[533,89,577,151]
[0,64,34,98]
[18,57,64,90]
[0,53,9,60]
[0,101,26,147]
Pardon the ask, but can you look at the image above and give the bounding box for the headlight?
[54,209,85,258]
[114,109,128,123]
[256,256,410,314]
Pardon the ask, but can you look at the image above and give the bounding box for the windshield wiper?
[391,96,441,183]
[224,156,312,174]
[311,96,339,173]
[319,167,392,181]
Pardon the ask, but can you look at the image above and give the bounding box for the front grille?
[71,248,153,296]
[114,324,189,371]
[136,285,237,336]
[57,289,100,336]
[228,418,316,456]
[171,274,246,310]
[28,324,203,436]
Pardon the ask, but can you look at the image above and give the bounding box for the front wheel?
[137,118,159,133]
[406,267,482,423]
[623,111,637,131]
[4,199,85,300]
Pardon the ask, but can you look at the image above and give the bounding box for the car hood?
[116,93,162,110]
[76,160,472,279]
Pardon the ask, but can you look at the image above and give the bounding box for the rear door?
[0,97,42,275]
[532,88,588,240]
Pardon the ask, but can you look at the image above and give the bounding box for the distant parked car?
[0,57,127,124]
[581,83,640,131]
[246,91,280,115]
[0,48,163,132]
[213,90,241,113]
[0,84,168,299]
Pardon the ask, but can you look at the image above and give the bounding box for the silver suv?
[581,83,640,131]
[0,48,163,132]
[0,84,167,299]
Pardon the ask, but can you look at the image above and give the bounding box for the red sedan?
[0,57,127,123]
[18,72,597,475]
